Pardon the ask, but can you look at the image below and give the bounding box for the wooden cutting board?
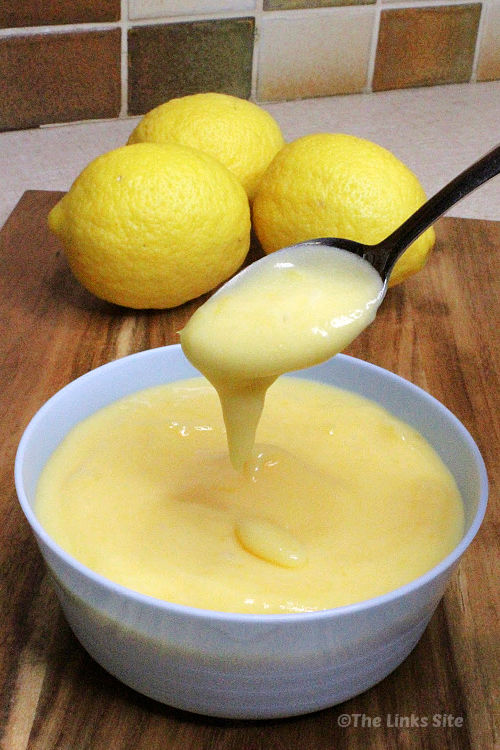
[0,191,498,750]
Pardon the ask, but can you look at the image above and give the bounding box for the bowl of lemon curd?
[15,341,486,718]
[16,247,486,719]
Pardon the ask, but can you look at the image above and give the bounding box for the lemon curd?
[35,376,463,613]
[180,246,384,470]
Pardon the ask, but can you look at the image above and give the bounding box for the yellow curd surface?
[36,376,464,614]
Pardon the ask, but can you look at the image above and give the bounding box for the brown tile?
[264,0,373,7]
[373,4,481,91]
[477,1,500,82]
[0,0,120,29]
[0,30,121,131]
[128,18,254,116]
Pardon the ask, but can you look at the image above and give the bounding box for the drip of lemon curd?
[180,245,384,471]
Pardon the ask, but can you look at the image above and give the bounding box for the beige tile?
[256,8,375,101]
[477,1,500,81]
[264,0,373,8]
[129,0,255,21]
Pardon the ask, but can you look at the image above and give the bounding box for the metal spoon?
[219,142,500,298]
[306,142,500,292]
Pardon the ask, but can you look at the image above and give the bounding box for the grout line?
[470,0,487,82]
[0,22,120,38]
[365,0,382,94]
[250,0,264,100]
[39,114,141,129]
[0,11,256,39]
[125,10,257,25]
[0,0,482,38]
[256,0,482,17]
[120,0,129,117]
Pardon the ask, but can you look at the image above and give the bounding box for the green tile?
[128,18,254,116]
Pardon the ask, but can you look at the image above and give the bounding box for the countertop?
[1,81,500,229]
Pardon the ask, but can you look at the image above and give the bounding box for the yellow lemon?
[48,142,250,309]
[252,133,435,286]
[128,92,285,200]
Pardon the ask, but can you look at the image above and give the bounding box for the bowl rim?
[14,347,489,625]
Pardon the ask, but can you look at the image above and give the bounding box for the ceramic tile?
[129,0,256,21]
[0,30,121,131]
[380,0,466,2]
[373,5,481,91]
[477,1,500,81]
[0,0,120,29]
[264,0,373,8]
[128,18,254,115]
[256,8,374,101]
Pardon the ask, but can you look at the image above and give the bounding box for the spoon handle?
[375,143,500,279]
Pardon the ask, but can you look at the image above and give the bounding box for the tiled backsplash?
[0,0,498,131]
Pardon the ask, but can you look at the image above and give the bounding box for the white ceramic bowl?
[15,347,487,719]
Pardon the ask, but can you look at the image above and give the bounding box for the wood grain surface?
[0,191,498,750]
